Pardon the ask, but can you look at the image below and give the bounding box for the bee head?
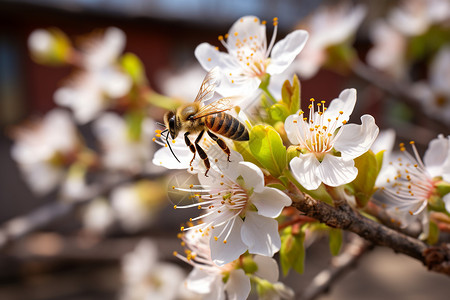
[163,111,178,139]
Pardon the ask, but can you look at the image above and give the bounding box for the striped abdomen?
[205,112,249,141]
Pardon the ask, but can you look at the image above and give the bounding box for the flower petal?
[210,217,247,266]
[241,211,281,257]
[324,88,357,123]
[334,114,379,160]
[195,43,241,73]
[289,154,322,190]
[444,193,450,214]
[251,187,291,218]
[225,269,251,300]
[253,255,279,283]
[423,134,450,179]
[226,16,266,54]
[317,155,358,187]
[284,114,304,145]
[267,30,309,75]
[222,161,265,192]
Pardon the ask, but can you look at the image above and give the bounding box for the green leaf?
[249,125,287,177]
[426,221,439,245]
[329,228,343,256]
[121,53,146,85]
[268,103,289,122]
[233,141,262,168]
[280,226,305,276]
[350,150,382,208]
[281,75,301,114]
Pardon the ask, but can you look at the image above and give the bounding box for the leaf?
[125,110,144,141]
[268,103,290,122]
[121,52,146,85]
[280,226,305,276]
[350,150,382,208]
[329,228,343,256]
[281,74,301,114]
[249,125,287,177]
[233,141,262,168]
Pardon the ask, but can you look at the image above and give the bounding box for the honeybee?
[162,67,249,176]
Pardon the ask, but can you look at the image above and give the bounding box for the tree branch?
[300,235,371,300]
[287,191,450,276]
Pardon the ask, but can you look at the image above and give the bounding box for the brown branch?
[287,191,450,276]
[300,235,372,300]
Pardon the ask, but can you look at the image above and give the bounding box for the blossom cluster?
[11,1,450,299]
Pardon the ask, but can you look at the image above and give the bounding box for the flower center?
[294,98,346,160]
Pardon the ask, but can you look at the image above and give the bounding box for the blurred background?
[0,0,449,299]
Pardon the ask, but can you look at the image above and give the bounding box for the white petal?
[444,193,450,214]
[284,114,303,145]
[226,16,266,53]
[267,30,309,75]
[241,211,280,257]
[152,142,192,170]
[424,134,450,178]
[334,115,379,160]
[195,43,241,72]
[225,269,251,300]
[371,129,396,155]
[185,268,216,294]
[317,155,358,187]
[253,255,279,283]
[289,154,322,190]
[324,88,357,123]
[237,161,265,192]
[210,217,247,266]
[98,67,132,98]
[251,187,291,218]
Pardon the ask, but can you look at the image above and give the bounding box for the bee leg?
[207,131,231,162]
[195,130,210,176]
[184,132,196,166]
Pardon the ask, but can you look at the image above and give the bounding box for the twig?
[287,191,450,276]
[300,235,371,300]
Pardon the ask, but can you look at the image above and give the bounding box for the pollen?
[156,133,161,138]
[218,35,224,41]
[223,240,227,244]
[173,205,177,209]
[262,20,267,25]
[173,251,178,256]
[225,33,229,39]
[180,226,185,231]
[208,58,211,62]
[172,140,176,143]
[152,137,156,142]
[234,32,238,36]
[214,236,218,241]
[198,205,202,209]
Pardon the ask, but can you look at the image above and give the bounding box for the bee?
[162,67,249,176]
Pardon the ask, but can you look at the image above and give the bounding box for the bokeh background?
[0,0,448,299]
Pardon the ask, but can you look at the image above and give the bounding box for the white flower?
[371,129,396,187]
[176,161,291,266]
[176,232,293,300]
[93,113,155,173]
[82,198,115,234]
[412,46,450,125]
[28,29,55,59]
[11,109,79,195]
[54,27,131,124]
[111,181,165,232]
[378,135,450,237]
[122,239,186,300]
[285,89,379,190]
[367,20,408,78]
[195,16,308,96]
[157,64,207,101]
[294,3,366,79]
[388,0,450,36]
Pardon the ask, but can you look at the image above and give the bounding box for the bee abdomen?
[205,112,249,141]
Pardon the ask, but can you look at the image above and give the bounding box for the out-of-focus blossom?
[412,46,450,125]
[195,16,308,97]
[93,113,155,173]
[176,161,291,266]
[367,21,408,78]
[28,28,71,64]
[294,3,366,79]
[377,135,450,238]
[111,180,166,233]
[286,89,379,190]
[388,0,450,36]
[82,198,115,234]
[158,64,207,102]
[54,27,132,124]
[122,239,186,300]
[11,109,80,195]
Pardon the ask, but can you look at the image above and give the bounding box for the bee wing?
[192,96,241,119]
[194,67,221,103]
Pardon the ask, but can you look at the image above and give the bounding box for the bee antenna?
[156,122,165,127]
[165,132,180,163]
